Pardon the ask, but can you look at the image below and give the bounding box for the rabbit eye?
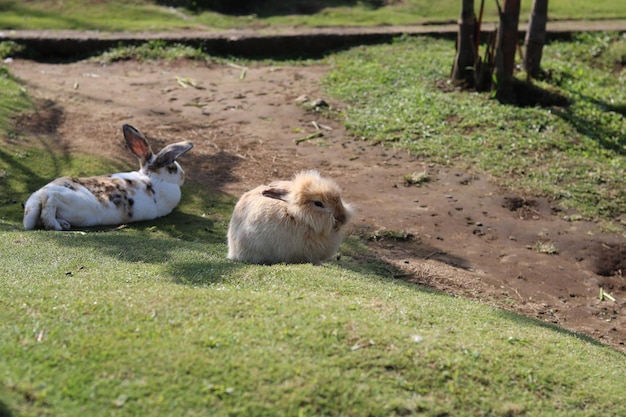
[313,201,325,208]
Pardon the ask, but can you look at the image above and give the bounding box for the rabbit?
[227,170,353,265]
[23,124,193,230]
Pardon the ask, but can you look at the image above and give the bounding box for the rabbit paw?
[58,218,71,230]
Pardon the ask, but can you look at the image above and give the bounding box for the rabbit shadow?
[181,149,244,191]
[38,212,244,286]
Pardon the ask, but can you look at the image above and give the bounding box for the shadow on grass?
[0,98,70,203]
[334,233,626,354]
[551,103,626,156]
[510,78,569,108]
[0,401,13,417]
[0,137,72,228]
[0,98,127,212]
[496,308,624,354]
[540,68,626,155]
[467,71,624,155]
[33,210,245,286]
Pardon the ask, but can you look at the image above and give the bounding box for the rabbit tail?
[23,191,67,230]
[23,192,42,230]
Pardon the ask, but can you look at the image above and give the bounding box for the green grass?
[0,65,32,136]
[322,33,626,222]
[93,40,209,64]
[1,225,626,416]
[0,0,204,32]
[1,0,625,31]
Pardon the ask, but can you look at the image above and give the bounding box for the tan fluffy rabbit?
[227,170,353,265]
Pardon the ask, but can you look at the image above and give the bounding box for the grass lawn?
[0,0,625,31]
[1,214,626,416]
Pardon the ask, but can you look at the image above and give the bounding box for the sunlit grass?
[0,0,625,31]
[0,65,32,136]
[323,33,626,221]
[0,0,203,31]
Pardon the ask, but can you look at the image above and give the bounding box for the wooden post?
[494,0,521,103]
[524,0,549,79]
[451,0,477,88]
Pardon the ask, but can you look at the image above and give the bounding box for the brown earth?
[6,57,625,353]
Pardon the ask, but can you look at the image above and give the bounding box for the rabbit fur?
[227,170,353,265]
[23,124,193,230]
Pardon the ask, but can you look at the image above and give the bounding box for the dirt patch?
[6,58,625,353]
[595,243,626,277]
[15,98,64,135]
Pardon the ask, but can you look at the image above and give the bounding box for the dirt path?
[7,58,625,353]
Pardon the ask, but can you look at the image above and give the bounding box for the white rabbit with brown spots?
[227,170,353,265]
[23,124,193,230]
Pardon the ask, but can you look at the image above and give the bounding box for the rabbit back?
[227,185,322,264]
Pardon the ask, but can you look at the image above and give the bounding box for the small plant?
[94,41,209,64]
[0,41,24,60]
[366,228,416,242]
[404,171,430,186]
[534,241,558,254]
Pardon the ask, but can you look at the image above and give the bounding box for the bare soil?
[7,58,625,353]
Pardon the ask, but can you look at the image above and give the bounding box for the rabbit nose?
[335,212,346,226]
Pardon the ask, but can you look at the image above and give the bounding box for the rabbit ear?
[262,188,289,202]
[123,124,153,165]
[152,141,194,169]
